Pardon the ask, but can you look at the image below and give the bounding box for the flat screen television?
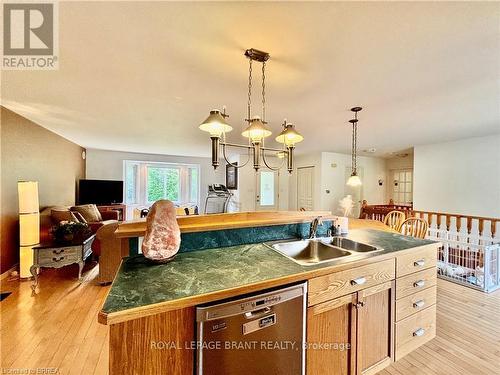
[78,179,123,205]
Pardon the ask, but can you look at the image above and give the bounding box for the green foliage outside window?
[147,167,180,202]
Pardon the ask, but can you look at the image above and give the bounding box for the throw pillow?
[71,211,87,223]
[71,204,103,223]
[51,209,79,223]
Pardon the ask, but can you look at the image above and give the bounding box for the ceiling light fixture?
[347,106,363,187]
[199,48,303,173]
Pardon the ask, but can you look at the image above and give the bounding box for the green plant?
[51,221,92,243]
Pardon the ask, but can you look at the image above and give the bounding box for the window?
[125,162,139,204]
[124,161,200,208]
[189,167,199,204]
[259,171,275,206]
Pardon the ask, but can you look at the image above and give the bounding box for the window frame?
[124,160,201,208]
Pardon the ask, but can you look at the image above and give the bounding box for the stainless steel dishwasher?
[196,282,307,375]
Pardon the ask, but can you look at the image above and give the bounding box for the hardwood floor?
[0,263,110,375]
[1,266,499,375]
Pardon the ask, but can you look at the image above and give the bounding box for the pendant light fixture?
[199,48,304,173]
[347,107,362,187]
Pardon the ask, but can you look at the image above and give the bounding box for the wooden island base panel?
[102,214,439,375]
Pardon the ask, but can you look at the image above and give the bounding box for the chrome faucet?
[309,217,323,239]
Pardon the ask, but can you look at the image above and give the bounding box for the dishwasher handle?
[244,306,272,319]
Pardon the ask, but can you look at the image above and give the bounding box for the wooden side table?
[97,204,126,221]
[30,235,95,293]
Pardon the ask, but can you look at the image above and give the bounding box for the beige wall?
[1,107,85,274]
[320,152,386,214]
[413,135,500,218]
[288,151,387,214]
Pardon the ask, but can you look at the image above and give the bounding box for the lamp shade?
[19,213,40,246]
[241,117,272,143]
[199,110,233,137]
[347,174,362,187]
[18,181,39,213]
[20,246,34,278]
[275,123,304,146]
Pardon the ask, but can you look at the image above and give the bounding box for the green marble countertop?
[100,229,435,322]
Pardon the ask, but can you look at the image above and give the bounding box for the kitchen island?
[99,213,439,375]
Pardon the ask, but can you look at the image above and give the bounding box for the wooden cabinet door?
[356,281,395,375]
[307,293,357,375]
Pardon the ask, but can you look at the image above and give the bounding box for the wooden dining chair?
[383,210,406,231]
[399,217,429,239]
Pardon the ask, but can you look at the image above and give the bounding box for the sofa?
[40,205,119,257]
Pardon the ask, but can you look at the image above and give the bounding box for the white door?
[297,166,314,211]
[344,167,364,217]
[256,170,279,210]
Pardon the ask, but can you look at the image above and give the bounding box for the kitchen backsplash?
[129,221,333,254]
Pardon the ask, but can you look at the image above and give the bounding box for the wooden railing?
[359,202,413,222]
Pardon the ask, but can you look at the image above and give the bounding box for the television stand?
[98,204,126,221]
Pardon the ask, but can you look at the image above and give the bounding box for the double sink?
[265,236,383,266]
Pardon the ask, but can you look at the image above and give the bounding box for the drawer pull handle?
[413,328,425,337]
[351,277,367,286]
[414,259,425,267]
[414,280,425,288]
[52,257,65,262]
[53,249,65,255]
[355,301,365,309]
[413,300,425,308]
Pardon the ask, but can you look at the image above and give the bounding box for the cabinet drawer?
[39,247,79,260]
[395,305,436,361]
[395,286,436,321]
[396,268,436,300]
[38,252,79,267]
[396,246,437,277]
[308,259,395,306]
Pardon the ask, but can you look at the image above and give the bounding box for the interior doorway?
[391,169,413,205]
[297,166,314,211]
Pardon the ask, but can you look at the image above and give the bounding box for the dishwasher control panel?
[241,295,282,311]
[197,283,306,322]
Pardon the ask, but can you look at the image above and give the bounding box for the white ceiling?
[2,1,499,157]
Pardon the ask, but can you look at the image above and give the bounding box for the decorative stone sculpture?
[142,200,181,263]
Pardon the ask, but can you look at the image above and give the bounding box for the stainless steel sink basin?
[265,236,384,266]
[324,237,382,253]
[268,239,351,266]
